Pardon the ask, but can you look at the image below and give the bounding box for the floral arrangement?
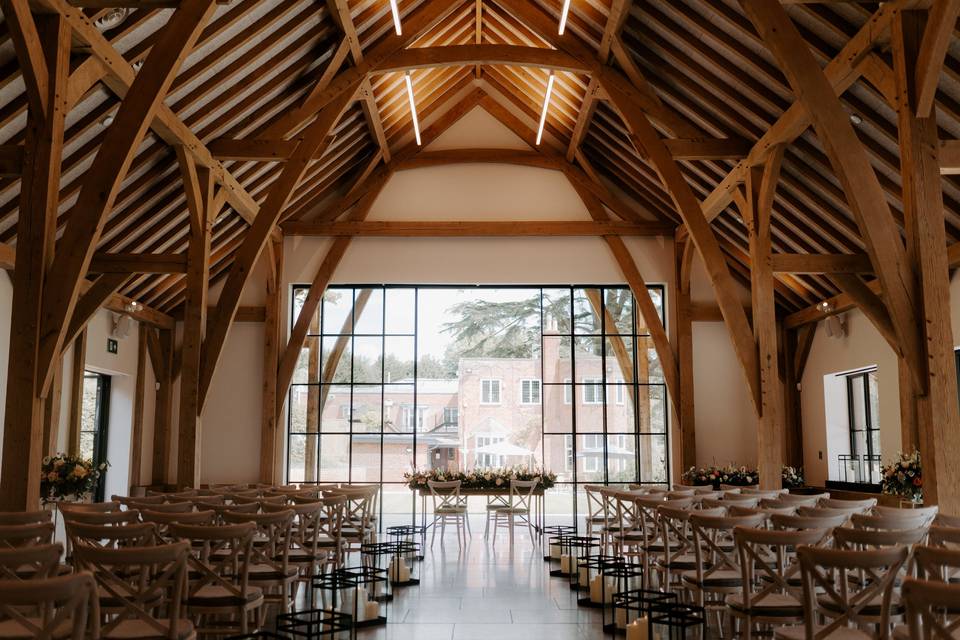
[782,465,805,489]
[40,454,107,504]
[404,466,556,491]
[881,450,922,503]
[682,464,759,489]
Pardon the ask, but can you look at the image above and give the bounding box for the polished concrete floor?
[347,520,612,640]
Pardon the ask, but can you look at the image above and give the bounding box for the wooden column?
[742,146,786,489]
[148,327,174,486]
[0,9,70,510]
[129,324,147,491]
[893,11,960,512]
[781,325,805,469]
[67,331,87,455]
[42,357,63,456]
[175,147,213,489]
[675,235,696,473]
[260,238,283,484]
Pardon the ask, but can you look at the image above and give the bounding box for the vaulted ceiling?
[0,0,957,317]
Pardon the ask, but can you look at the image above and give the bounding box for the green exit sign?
[107,338,118,354]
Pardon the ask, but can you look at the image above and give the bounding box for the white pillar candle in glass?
[589,575,604,604]
[550,543,561,559]
[626,617,648,640]
[578,566,589,587]
[615,607,628,629]
[364,600,380,621]
[560,554,571,573]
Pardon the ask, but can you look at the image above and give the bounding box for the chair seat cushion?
[248,563,298,581]
[680,569,742,588]
[103,618,195,640]
[0,618,77,640]
[435,506,467,514]
[726,592,804,617]
[775,625,873,640]
[186,585,263,607]
[495,507,530,514]
[818,592,904,618]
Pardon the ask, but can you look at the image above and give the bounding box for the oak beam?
[63,273,132,349]
[129,325,147,491]
[913,0,960,117]
[770,253,874,274]
[67,331,86,456]
[175,145,214,489]
[36,0,217,400]
[281,220,674,237]
[148,327,174,485]
[0,145,24,177]
[0,12,70,510]
[88,253,188,274]
[259,237,283,484]
[675,236,696,472]
[740,0,925,392]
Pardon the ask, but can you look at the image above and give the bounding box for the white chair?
[491,478,539,547]
[427,480,470,547]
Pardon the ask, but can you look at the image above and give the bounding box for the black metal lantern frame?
[275,608,354,640]
[574,555,622,604]
[548,534,577,578]
[312,567,388,628]
[604,589,678,635]
[225,633,290,640]
[542,525,576,562]
[385,525,426,561]
[360,542,421,596]
[556,535,601,585]
[598,560,644,626]
[650,603,706,640]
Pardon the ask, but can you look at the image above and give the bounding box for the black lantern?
[574,554,621,605]
[542,525,576,562]
[275,608,353,640]
[311,567,388,629]
[598,560,644,627]
[558,535,601,586]
[650,603,706,640]
[385,525,425,561]
[606,589,678,635]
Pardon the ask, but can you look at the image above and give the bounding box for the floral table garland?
[881,450,922,503]
[405,466,557,491]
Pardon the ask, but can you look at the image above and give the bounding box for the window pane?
[543,384,573,433]
[351,439,381,482]
[543,335,571,383]
[353,336,383,383]
[384,384,415,433]
[384,288,416,334]
[576,434,605,482]
[543,435,574,483]
[352,386,381,433]
[292,287,313,331]
[573,288,602,335]
[318,434,350,482]
[321,336,351,384]
[287,434,317,483]
[319,385,351,432]
[605,337,634,383]
[386,336,415,382]
[644,385,668,434]
[576,386,604,433]
[353,288,383,334]
[322,289,354,334]
[636,288,663,335]
[604,288,634,335]
[607,434,637,483]
[606,386,635,433]
[638,435,668,483]
[542,289,572,334]
[849,375,867,429]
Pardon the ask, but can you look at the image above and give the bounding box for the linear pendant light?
[558,0,571,35]
[405,72,421,145]
[389,0,402,35]
[536,73,556,146]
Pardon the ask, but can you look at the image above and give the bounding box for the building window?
[583,378,603,404]
[338,404,350,419]
[400,405,428,432]
[564,378,572,404]
[564,435,573,471]
[443,406,458,426]
[475,435,505,468]
[611,381,625,405]
[80,372,111,502]
[846,369,880,483]
[480,379,501,404]
[582,434,603,472]
[520,379,541,404]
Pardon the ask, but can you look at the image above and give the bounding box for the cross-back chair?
[933,513,960,529]
[73,542,194,640]
[820,498,878,512]
[169,522,263,635]
[902,578,960,640]
[221,509,297,619]
[655,505,723,591]
[141,510,216,542]
[583,484,609,537]
[425,480,469,548]
[0,511,51,526]
[0,572,99,640]
[732,526,830,639]
[491,478,539,547]
[914,545,960,585]
[61,509,141,526]
[129,501,193,514]
[852,512,935,532]
[0,523,54,549]
[777,544,909,640]
[778,493,829,506]
[0,543,63,581]
[66,521,157,555]
[262,499,330,594]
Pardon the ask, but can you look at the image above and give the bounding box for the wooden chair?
[655,505,724,592]
[914,545,960,585]
[491,478,539,547]
[722,494,762,507]
[0,523,54,549]
[852,511,934,532]
[797,505,861,522]
[147,489,198,499]
[58,501,120,514]
[772,513,850,534]
[774,544,909,640]
[928,525,960,553]
[199,501,258,524]
[731,526,830,639]
[0,543,63,580]
[425,480,469,548]
[111,494,164,508]
[0,511,51,526]
[874,505,938,526]
[73,541,194,640]
[65,521,157,553]
[169,522,264,635]
[128,500,193,514]
[60,509,140,526]
[902,578,960,640]
[741,488,786,498]
[779,493,830,505]
[820,497,878,512]
[324,486,377,554]
[141,510,216,541]
[685,512,766,631]
[222,509,297,618]
[0,572,99,640]
[583,484,609,537]
[933,513,960,529]
[609,490,645,558]
[262,500,329,593]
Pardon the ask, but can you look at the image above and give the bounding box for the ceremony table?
[415,486,546,536]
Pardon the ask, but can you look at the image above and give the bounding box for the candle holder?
[360,542,420,597]
[549,534,577,577]
[574,555,620,603]
[561,536,601,590]
[605,589,678,635]
[599,560,644,626]
[387,541,420,587]
[650,603,706,640]
[542,525,576,562]
[385,525,425,561]
[312,567,388,628]
[275,607,354,640]
[224,633,288,640]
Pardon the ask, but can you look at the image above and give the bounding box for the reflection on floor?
[347,522,609,640]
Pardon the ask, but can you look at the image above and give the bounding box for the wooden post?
[781,325,804,469]
[892,11,960,512]
[0,9,70,510]
[129,324,147,491]
[175,148,213,489]
[67,331,87,456]
[149,328,174,486]
[675,235,696,473]
[743,146,787,489]
[42,356,63,456]
[260,238,283,484]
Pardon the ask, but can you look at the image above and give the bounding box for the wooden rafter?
[281,220,673,237]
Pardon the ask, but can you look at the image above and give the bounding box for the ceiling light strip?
[536,72,556,146]
[558,0,572,35]
[389,0,402,35]
[406,72,421,146]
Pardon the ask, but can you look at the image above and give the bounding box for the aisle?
[354,522,606,640]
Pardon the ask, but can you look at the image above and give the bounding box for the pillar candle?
[578,566,589,587]
[605,578,615,603]
[364,600,380,621]
[550,543,561,559]
[589,575,603,604]
[398,558,411,582]
[355,588,369,621]
[626,617,648,640]
[615,607,627,629]
[560,554,571,574]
